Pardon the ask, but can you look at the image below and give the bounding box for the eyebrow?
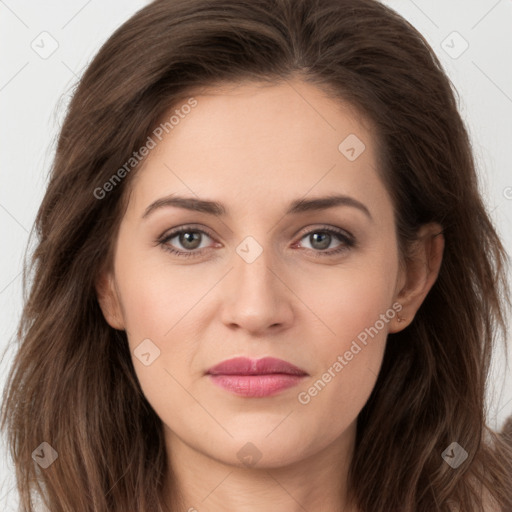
[142,194,373,221]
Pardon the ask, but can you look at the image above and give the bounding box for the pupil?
[181,232,200,249]
[311,232,330,250]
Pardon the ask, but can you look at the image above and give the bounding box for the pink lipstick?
[206,357,308,398]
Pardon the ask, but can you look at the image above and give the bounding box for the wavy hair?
[2,0,512,510]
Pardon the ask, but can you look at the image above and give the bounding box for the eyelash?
[156,225,356,259]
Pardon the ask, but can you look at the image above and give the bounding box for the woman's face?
[98,79,411,469]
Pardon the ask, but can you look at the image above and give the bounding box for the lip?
[206,357,308,398]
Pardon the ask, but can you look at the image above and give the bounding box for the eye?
[157,226,218,258]
[295,227,356,257]
[157,225,356,259]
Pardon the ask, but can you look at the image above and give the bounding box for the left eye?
[166,229,211,250]
[298,230,348,251]
[159,228,215,256]
[158,226,355,258]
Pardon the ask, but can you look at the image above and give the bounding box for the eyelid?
[158,224,218,243]
[293,224,354,243]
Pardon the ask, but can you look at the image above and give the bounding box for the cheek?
[295,248,397,415]
[302,246,398,349]
[115,248,206,340]
[112,249,204,395]
[115,257,202,419]
[118,272,172,339]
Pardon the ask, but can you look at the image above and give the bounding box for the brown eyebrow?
[142,194,373,221]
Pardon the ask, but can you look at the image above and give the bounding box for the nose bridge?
[233,233,281,305]
[220,233,293,332]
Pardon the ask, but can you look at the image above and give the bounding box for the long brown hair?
[2,0,511,510]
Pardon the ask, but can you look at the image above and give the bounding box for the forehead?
[126,79,385,218]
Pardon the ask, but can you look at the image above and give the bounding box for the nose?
[219,244,294,335]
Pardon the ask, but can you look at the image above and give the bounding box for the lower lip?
[208,374,306,397]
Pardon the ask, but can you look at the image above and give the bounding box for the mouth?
[206,357,308,398]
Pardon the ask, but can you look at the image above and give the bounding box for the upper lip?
[206,357,308,376]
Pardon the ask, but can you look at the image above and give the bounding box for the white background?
[1,1,511,509]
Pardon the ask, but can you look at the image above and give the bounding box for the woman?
[2,0,511,510]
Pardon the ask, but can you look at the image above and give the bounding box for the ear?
[95,269,125,330]
[389,222,444,333]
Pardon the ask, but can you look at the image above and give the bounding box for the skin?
[96,78,444,512]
